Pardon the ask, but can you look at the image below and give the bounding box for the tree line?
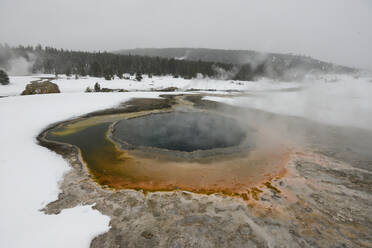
[0,44,268,81]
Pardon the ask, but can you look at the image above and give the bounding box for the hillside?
[116,48,357,79]
[0,45,358,82]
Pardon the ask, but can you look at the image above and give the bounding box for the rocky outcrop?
[21,81,60,95]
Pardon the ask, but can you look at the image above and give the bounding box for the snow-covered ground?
[0,74,300,96]
[1,73,372,247]
[0,92,162,248]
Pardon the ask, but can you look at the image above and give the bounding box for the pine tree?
[65,67,71,77]
[135,72,143,81]
[103,67,114,80]
[94,82,101,92]
[89,62,102,77]
[116,67,124,79]
[0,69,9,85]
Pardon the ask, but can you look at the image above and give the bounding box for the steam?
[0,46,37,76]
[175,50,191,60]
[229,76,372,131]
[239,51,268,69]
[113,112,247,152]
[7,54,36,75]
[212,65,239,80]
[206,74,372,163]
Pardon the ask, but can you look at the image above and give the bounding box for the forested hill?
[1,44,269,80]
[0,44,357,81]
[116,48,357,77]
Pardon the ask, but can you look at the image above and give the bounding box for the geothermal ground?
[1,75,372,248]
[38,94,372,248]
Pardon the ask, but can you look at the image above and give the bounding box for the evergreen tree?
[89,61,102,77]
[78,64,87,76]
[94,82,101,92]
[65,67,71,77]
[116,67,124,79]
[135,72,143,81]
[103,67,114,80]
[0,69,10,85]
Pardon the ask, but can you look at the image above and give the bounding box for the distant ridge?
[116,48,357,79]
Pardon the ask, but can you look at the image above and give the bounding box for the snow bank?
[206,76,372,130]
[0,75,44,96]
[1,74,299,96]
[0,92,161,248]
[52,74,299,93]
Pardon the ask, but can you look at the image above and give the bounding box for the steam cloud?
[206,74,372,168]
[7,55,36,75]
[0,46,36,75]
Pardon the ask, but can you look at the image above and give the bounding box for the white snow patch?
[0,92,161,248]
[53,75,299,93]
[0,75,45,96]
[1,74,299,96]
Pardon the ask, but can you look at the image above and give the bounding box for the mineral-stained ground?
[39,94,372,248]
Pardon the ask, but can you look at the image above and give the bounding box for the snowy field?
[0,74,300,96]
[0,91,163,248]
[1,74,372,247]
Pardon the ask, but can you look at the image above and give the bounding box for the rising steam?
[0,45,37,75]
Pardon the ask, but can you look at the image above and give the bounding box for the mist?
[0,0,371,70]
[208,75,372,157]
[209,76,372,130]
[0,46,37,75]
[6,56,35,76]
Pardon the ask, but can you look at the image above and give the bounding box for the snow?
[0,74,299,96]
[0,75,45,96]
[0,92,161,248]
[206,76,372,130]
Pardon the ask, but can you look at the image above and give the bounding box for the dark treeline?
[119,48,358,79]
[0,44,270,81]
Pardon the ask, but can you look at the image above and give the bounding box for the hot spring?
[43,100,289,198]
[111,112,246,152]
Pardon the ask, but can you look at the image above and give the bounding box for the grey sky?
[0,0,371,69]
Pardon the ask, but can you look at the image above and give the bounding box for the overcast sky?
[0,0,371,69]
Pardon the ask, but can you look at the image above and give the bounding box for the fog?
[205,75,372,172]
[0,0,371,70]
[113,112,247,152]
[6,55,36,76]
[208,76,372,131]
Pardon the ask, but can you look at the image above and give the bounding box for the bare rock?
[21,81,60,95]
